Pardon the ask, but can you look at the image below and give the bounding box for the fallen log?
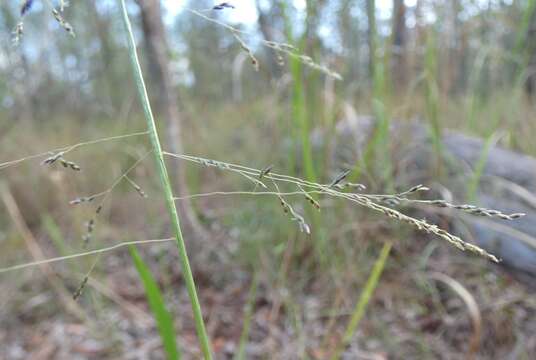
[333,116,536,287]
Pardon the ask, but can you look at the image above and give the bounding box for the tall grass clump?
[514,0,536,80]
[119,1,212,358]
[423,29,443,174]
[352,0,393,186]
[278,2,326,266]
[278,2,317,182]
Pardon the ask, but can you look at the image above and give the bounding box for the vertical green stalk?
[424,30,442,174]
[280,2,324,263]
[282,8,316,182]
[352,0,392,186]
[466,131,499,203]
[130,246,181,360]
[119,1,212,359]
[234,273,258,360]
[290,53,316,182]
[466,47,489,132]
[366,0,377,82]
[330,242,391,360]
[514,0,536,78]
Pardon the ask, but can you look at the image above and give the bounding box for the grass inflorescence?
[14,0,74,45]
[186,8,341,79]
[164,151,524,263]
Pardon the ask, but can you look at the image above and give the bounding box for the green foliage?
[330,242,392,359]
[466,132,499,202]
[424,30,443,173]
[351,0,393,186]
[130,246,181,360]
[291,53,316,182]
[514,0,536,74]
[42,215,70,257]
[234,273,258,360]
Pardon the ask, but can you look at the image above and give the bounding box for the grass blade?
[466,131,501,203]
[234,273,258,360]
[130,246,181,360]
[330,242,392,360]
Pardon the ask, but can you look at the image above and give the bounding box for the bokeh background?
[1,0,535,359]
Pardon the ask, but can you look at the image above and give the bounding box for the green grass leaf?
[330,242,392,360]
[130,246,181,360]
[234,273,258,360]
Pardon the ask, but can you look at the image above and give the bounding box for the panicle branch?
[164,151,525,262]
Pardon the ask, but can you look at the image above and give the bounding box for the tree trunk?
[366,0,377,84]
[87,1,116,113]
[303,0,327,127]
[304,0,325,55]
[136,0,207,240]
[525,3,536,97]
[392,0,407,89]
[338,0,360,82]
[255,0,281,77]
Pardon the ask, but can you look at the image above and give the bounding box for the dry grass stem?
[0,238,175,274]
[427,272,482,359]
[0,130,148,171]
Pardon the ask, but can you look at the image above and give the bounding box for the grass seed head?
[20,0,34,16]
[52,9,75,37]
[213,2,235,10]
[72,276,88,300]
[12,22,24,46]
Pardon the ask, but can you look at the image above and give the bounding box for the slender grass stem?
[0,238,175,274]
[119,1,212,358]
[330,242,392,360]
[234,273,258,360]
[0,130,148,171]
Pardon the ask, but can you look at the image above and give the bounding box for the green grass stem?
[119,1,212,358]
[234,273,259,360]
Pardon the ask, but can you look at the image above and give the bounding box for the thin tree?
[392,0,407,89]
[255,0,282,77]
[525,1,536,96]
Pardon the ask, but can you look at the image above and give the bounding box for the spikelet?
[125,176,147,198]
[12,22,24,46]
[82,219,94,247]
[72,276,88,300]
[52,8,75,37]
[42,152,81,171]
[213,2,235,10]
[20,0,34,16]
[329,169,351,188]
